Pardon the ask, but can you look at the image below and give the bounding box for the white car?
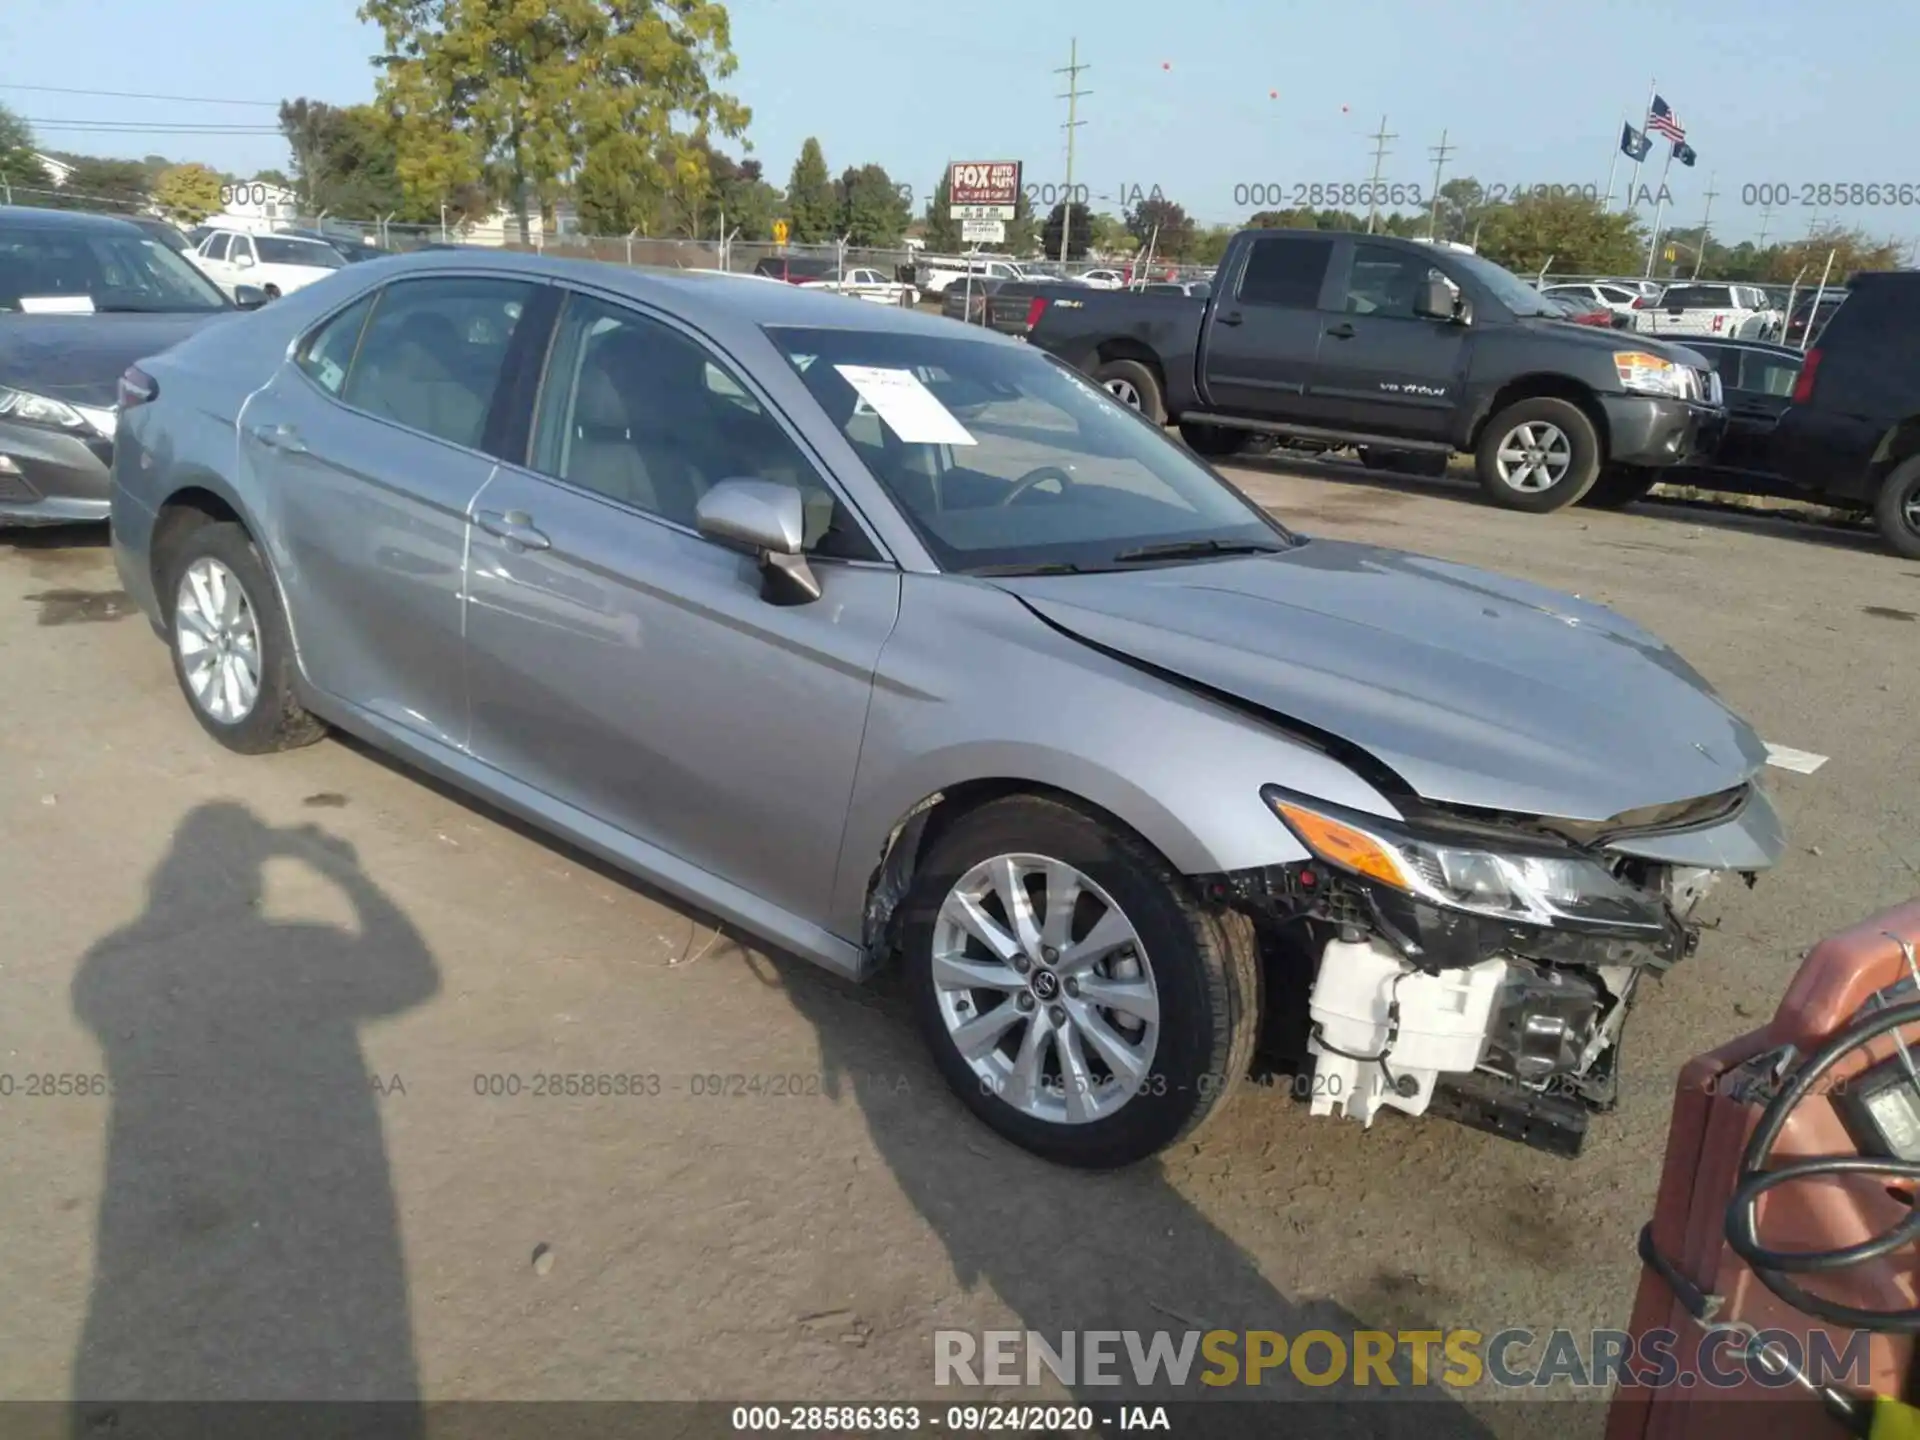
[1629,282,1782,341]
[1541,281,1645,320]
[921,256,1028,296]
[1077,268,1125,289]
[190,229,346,300]
[801,267,919,306]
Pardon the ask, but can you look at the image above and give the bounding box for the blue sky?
[3,0,1913,249]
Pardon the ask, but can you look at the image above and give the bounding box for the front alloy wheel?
[1493,421,1573,493]
[931,855,1160,1125]
[1473,396,1601,512]
[904,795,1258,1168]
[175,557,262,724]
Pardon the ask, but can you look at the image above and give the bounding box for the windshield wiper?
[966,561,1095,576]
[1109,538,1288,564]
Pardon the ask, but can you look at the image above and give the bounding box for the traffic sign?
[773,219,790,245]
[961,218,1006,244]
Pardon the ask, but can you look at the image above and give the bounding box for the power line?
[0,81,280,107]
[22,119,283,134]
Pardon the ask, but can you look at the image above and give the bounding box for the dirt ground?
[1,462,1915,1439]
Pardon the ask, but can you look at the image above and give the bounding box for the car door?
[227,233,260,290]
[461,287,901,926]
[1306,239,1470,439]
[1717,346,1799,474]
[236,273,550,749]
[196,232,234,290]
[1199,232,1336,416]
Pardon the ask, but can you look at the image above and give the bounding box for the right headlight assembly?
[1263,788,1668,934]
[1612,350,1691,400]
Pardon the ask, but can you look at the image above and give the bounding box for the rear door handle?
[1325,323,1357,339]
[247,421,307,454]
[1216,311,1244,327]
[476,509,551,551]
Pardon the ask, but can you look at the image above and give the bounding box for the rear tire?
[1179,422,1250,458]
[1474,396,1602,512]
[1874,455,1920,560]
[1096,358,1166,425]
[1582,465,1661,510]
[161,520,325,755]
[903,795,1259,1169]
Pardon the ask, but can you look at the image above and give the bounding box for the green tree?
[1124,195,1195,259]
[1190,224,1237,265]
[1041,201,1092,260]
[152,163,225,223]
[360,0,748,242]
[785,137,836,242]
[253,167,294,189]
[835,163,910,246]
[712,154,781,241]
[994,186,1037,256]
[1475,191,1643,276]
[1084,211,1127,254]
[0,105,50,196]
[1432,178,1490,245]
[922,169,960,251]
[1760,225,1902,285]
[56,159,152,212]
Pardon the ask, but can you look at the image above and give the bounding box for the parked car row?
[0,220,1786,1168]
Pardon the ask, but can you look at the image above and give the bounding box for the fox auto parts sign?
[949,161,1021,217]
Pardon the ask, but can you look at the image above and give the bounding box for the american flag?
[1647,96,1686,143]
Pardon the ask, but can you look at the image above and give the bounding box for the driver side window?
[1344,244,1450,320]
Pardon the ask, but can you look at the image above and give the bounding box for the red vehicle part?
[1607,899,1920,1440]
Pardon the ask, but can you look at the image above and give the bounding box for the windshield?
[767,325,1293,573]
[0,222,230,313]
[257,237,345,268]
[1446,251,1557,317]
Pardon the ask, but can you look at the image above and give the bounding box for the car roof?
[356,247,1012,342]
[0,204,148,234]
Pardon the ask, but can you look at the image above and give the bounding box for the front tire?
[161,520,325,754]
[1582,465,1661,510]
[1095,358,1166,425]
[1179,421,1250,458]
[903,796,1259,1169]
[1873,455,1920,560]
[1474,397,1602,512]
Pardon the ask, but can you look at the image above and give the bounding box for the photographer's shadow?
[70,801,438,1418]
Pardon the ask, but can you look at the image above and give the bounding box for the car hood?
[0,311,234,407]
[992,539,1769,822]
[1512,314,1708,367]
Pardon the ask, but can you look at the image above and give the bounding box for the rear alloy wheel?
[1095,359,1166,425]
[904,796,1258,1168]
[1873,455,1920,560]
[1474,397,1602,512]
[163,520,325,754]
[1179,421,1250,458]
[1582,465,1661,510]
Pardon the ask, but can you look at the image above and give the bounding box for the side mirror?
[233,285,269,310]
[1413,277,1457,321]
[695,478,821,606]
[233,254,256,270]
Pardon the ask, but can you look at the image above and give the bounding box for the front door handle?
[476,509,551,551]
[246,421,307,453]
[1324,322,1357,339]
[1216,311,1244,327]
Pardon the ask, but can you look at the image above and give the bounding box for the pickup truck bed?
[1028,227,1727,512]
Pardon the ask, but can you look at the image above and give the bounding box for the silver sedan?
[110,249,1784,1167]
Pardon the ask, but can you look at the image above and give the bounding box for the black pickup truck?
[1028,228,1727,511]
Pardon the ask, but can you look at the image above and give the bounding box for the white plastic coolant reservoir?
[1306,935,1508,1126]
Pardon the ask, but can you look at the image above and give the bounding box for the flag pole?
[1644,145,1677,278]
[1628,78,1656,209]
[1604,115,1624,211]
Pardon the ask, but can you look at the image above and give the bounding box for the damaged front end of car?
[1205,781,1782,1158]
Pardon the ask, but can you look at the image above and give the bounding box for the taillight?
[1791,348,1822,404]
[1632,296,1649,309]
[117,365,157,410]
[1024,296,1050,331]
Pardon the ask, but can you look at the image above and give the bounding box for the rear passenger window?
[296,293,377,396]
[343,277,535,449]
[1237,237,1332,309]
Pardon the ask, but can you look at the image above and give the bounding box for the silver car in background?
[110,251,1785,1168]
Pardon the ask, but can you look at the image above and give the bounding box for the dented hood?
[992,539,1769,822]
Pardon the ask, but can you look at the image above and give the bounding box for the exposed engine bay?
[1209,784,1764,1158]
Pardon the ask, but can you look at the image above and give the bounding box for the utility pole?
[1756,202,1773,249]
[1426,128,1455,241]
[1691,173,1719,279]
[1054,39,1091,265]
[1365,115,1397,235]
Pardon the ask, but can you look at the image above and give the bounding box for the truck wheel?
[1179,422,1249,458]
[903,795,1259,1169]
[1582,465,1661,510]
[1474,397,1601,512]
[1096,359,1166,425]
[1873,455,1920,560]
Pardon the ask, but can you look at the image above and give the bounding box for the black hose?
[1725,997,1920,1330]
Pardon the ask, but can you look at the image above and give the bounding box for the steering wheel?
[998,465,1077,507]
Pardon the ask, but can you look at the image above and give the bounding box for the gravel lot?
[1,463,1915,1437]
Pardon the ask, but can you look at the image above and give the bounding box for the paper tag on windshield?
[833,365,976,446]
[19,295,95,315]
